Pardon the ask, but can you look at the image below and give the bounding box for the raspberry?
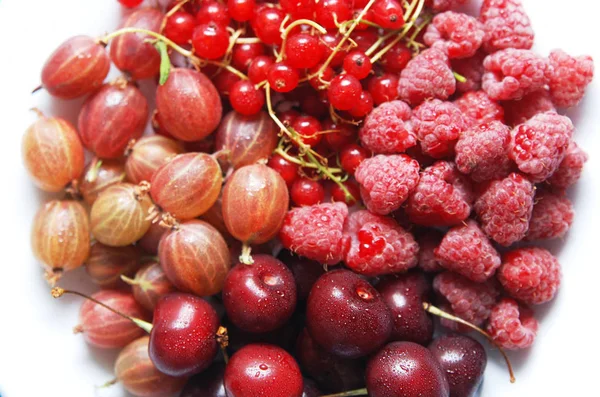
[343,210,419,276]
[412,99,467,159]
[509,112,573,183]
[479,0,534,53]
[548,141,588,189]
[406,161,473,227]
[455,121,513,182]
[525,190,574,241]
[355,154,421,215]
[502,90,555,126]
[423,12,485,59]
[435,220,501,282]
[359,100,416,154]
[416,230,444,273]
[279,202,350,265]
[474,173,534,246]
[451,52,485,94]
[397,48,456,106]
[425,0,468,12]
[454,90,504,128]
[548,49,594,108]
[498,247,561,304]
[487,298,538,350]
[433,271,500,331]
[482,49,552,101]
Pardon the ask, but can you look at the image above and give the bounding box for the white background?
[0,0,599,396]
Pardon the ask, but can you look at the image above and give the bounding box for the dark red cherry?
[366,342,450,397]
[302,378,322,397]
[295,328,365,393]
[306,269,393,358]
[278,250,325,301]
[376,273,434,346]
[181,364,227,397]
[149,293,219,377]
[223,255,297,333]
[429,335,487,397]
[224,344,304,397]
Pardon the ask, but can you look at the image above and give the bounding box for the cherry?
[268,154,300,186]
[366,342,450,397]
[368,73,399,105]
[181,364,227,397]
[225,315,302,354]
[248,56,275,83]
[232,42,266,71]
[227,0,255,22]
[229,80,265,116]
[296,328,366,393]
[330,179,361,205]
[340,143,369,174]
[429,335,487,397]
[223,255,297,333]
[381,42,412,73]
[308,64,335,90]
[192,23,230,60]
[343,50,373,80]
[315,0,352,29]
[149,293,220,377]
[291,178,325,206]
[306,269,393,358]
[322,120,357,149]
[291,115,323,147]
[269,62,300,93]
[372,0,405,29]
[164,11,197,45]
[348,90,374,118]
[302,378,322,397]
[278,250,325,301]
[224,344,304,397]
[318,33,347,67]
[376,273,434,346]
[196,1,231,27]
[251,6,286,45]
[118,0,143,7]
[286,33,324,69]
[328,74,362,111]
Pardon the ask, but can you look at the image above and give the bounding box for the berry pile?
[25,0,593,396]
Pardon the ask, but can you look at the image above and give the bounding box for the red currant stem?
[100,28,193,58]
[273,147,342,173]
[160,0,191,32]
[339,18,383,33]
[51,287,154,333]
[29,107,45,118]
[320,388,369,397]
[235,37,262,44]
[202,60,249,80]
[84,159,103,183]
[423,302,516,384]
[239,244,254,265]
[278,19,328,62]
[453,71,467,83]
[225,29,245,60]
[305,150,354,201]
[311,0,378,79]
[364,28,403,56]
[329,105,361,126]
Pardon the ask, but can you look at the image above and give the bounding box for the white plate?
[0,0,599,396]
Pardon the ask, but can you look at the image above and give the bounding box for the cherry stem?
[217,325,230,364]
[51,287,153,333]
[453,71,467,83]
[239,244,254,265]
[320,388,369,397]
[422,302,516,384]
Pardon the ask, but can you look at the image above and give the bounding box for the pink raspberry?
[398,48,456,106]
[455,121,513,182]
[279,202,350,265]
[482,49,553,101]
[548,141,588,189]
[424,12,485,59]
[474,173,534,246]
[416,230,444,273]
[454,90,505,128]
[412,99,467,159]
[509,111,574,183]
[548,49,594,108]
[487,298,538,350]
[406,161,473,227]
[434,271,500,331]
[502,90,556,126]
[451,52,485,94]
[435,220,501,282]
[355,154,421,215]
[343,210,419,276]
[498,247,561,305]
[359,100,416,154]
[425,0,468,12]
[479,0,534,53]
[525,190,574,241]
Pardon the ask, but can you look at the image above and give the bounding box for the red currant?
[343,50,372,80]
[268,154,299,186]
[118,0,143,7]
[278,109,300,126]
[348,90,374,118]
[300,94,329,119]
[227,0,255,22]
[381,42,412,73]
[291,178,325,206]
[351,29,379,53]
[192,23,229,60]
[292,115,323,147]
[229,80,265,116]
[340,143,369,174]
[251,6,286,45]
[232,42,266,71]
[315,0,352,29]
[328,74,362,111]
[322,119,357,149]
[248,56,275,84]
[196,1,231,26]
[308,64,335,90]
[319,33,347,67]
[331,179,360,205]
[280,0,316,19]
[367,73,399,105]
[268,62,299,93]
[372,0,405,29]
[213,69,241,95]
[285,33,324,69]
[164,11,196,45]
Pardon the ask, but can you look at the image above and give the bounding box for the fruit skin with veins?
[125,135,183,185]
[127,262,176,311]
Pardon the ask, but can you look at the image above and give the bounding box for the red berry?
[286,33,324,69]
[380,42,412,73]
[371,0,405,29]
[451,51,486,94]
[268,62,300,93]
[343,50,372,80]
[328,74,362,111]
[164,11,196,45]
[340,143,369,174]
[322,120,357,150]
[454,90,504,128]
[487,298,538,350]
[367,73,399,105]
[416,230,444,273]
[480,0,534,53]
[330,180,360,205]
[118,0,143,7]
[196,1,230,26]
[280,0,316,19]
[548,141,588,189]
[229,80,265,115]
[502,90,555,126]
[213,69,242,95]
[291,115,323,147]
[526,190,574,241]
[348,90,374,118]
[308,64,335,90]
[192,23,230,60]
[248,56,274,84]
[251,6,285,45]
[291,178,325,206]
[412,99,467,159]
[351,29,379,53]
[231,42,266,71]
[548,49,594,108]
[315,0,352,29]
[300,94,329,119]
[423,11,484,59]
[278,109,301,126]
[318,33,347,67]
[268,154,300,186]
[359,100,416,154]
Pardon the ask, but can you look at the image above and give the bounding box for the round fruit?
[125,135,183,184]
[85,243,142,289]
[125,262,176,311]
[79,159,127,205]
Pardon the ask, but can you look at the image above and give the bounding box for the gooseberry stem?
[51,287,153,333]
[239,244,254,265]
[422,302,516,384]
[320,388,369,397]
